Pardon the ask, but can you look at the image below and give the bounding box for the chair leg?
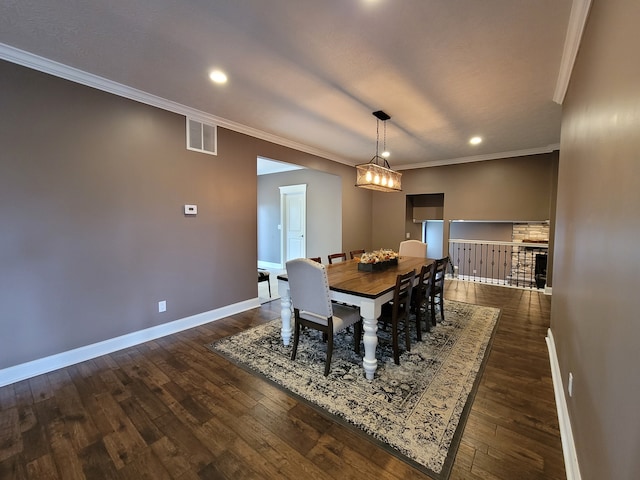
[291,320,301,360]
[430,295,437,326]
[324,331,333,376]
[267,277,271,297]
[404,318,411,353]
[354,320,362,355]
[392,318,400,365]
[415,306,423,341]
[422,300,431,334]
[439,294,445,322]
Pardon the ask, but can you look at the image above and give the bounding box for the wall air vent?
[186,118,217,155]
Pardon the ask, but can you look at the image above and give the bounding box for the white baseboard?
[546,328,581,480]
[0,297,260,388]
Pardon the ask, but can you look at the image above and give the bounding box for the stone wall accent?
[511,223,549,287]
[512,223,550,243]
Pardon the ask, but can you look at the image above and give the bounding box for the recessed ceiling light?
[209,70,228,84]
[469,136,482,145]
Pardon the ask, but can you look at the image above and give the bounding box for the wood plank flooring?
[0,281,565,479]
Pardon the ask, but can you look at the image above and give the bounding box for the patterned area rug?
[207,300,500,479]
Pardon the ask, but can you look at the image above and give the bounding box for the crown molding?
[553,0,593,104]
[0,43,352,167]
[395,144,560,171]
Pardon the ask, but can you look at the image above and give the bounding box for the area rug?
[207,300,500,479]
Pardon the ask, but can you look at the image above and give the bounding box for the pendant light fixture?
[355,110,402,192]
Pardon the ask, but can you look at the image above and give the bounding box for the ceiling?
[0,0,575,170]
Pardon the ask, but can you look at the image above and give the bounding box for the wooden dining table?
[277,256,433,380]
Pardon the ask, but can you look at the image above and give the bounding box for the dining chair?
[398,240,427,257]
[411,262,435,340]
[430,256,449,325]
[349,249,365,260]
[285,258,363,376]
[328,252,347,264]
[309,257,321,263]
[257,269,271,297]
[380,269,416,365]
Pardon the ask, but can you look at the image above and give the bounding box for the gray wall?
[258,169,342,265]
[449,222,514,242]
[552,0,640,478]
[0,60,373,370]
[372,153,558,282]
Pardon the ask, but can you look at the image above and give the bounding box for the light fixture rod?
[373,110,391,166]
[383,120,387,153]
[375,117,380,158]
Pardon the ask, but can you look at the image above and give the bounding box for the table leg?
[360,300,378,380]
[279,280,292,346]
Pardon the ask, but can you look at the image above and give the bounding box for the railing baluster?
[474,243,478,281]
[466,244,470,280]
[518,247,523,287]
[491,245,495,284]
[448,238,548,291]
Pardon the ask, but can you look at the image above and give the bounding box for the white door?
[280,184,307,264]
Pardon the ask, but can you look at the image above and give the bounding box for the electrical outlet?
[568,372,574,397]
[158,300,167,313]
[473,269,477,274]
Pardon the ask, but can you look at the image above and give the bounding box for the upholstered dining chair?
[327,252,347,264]
[257,269,271,297]
[379,269,416,365]
[398,240,427,257]
[350,249,365,260]
[430,256,449,325]
[411,262,435,340]
[285,258,363,376]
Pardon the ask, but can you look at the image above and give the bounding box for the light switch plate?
[184,204,197,215]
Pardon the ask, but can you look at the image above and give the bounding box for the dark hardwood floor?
[0,281,565,479]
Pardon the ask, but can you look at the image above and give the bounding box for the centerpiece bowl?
[357,249,399,271]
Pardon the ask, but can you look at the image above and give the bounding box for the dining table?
[277,256,433,380]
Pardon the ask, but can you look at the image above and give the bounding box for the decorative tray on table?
[357,249,399,271]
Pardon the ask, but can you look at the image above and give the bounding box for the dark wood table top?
[278,256,433,299]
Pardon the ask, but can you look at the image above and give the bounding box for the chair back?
[433,256,449,287]
[392,269,416,320]
[286,258,333,318]
[417,262,435,302]
[328,252,347,264]
[309,257,321,263]
[398,240,427,257]
[350,249,365,260]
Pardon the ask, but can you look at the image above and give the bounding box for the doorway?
[257,161,342,269]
